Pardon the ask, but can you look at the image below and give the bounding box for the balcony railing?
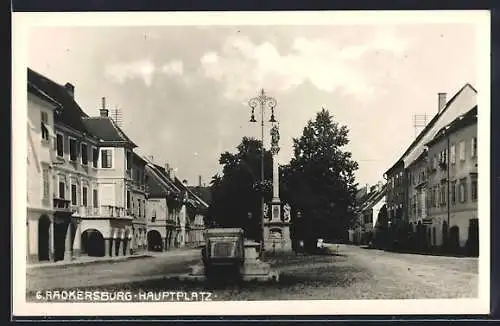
[53,198,71,211]
[100,205,129,218]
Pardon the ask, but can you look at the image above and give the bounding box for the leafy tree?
[281,108,358,248]
[207,137,273,240]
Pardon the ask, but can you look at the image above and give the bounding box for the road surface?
[26,245,478,301]
[26,249,201,292]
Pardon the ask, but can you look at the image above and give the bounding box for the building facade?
[384,161,405,224]
[144,161,183,251]
[27,81,58,263]
[27,68,154,263]
[426,106,478,251]
[382,83,477,252]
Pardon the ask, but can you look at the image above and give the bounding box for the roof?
[174,177,210,209]
[359,183,386,213]
[188,186,212,205]
[385,83,477,175]
[28,81,61,108]
[144,162,182,197]
[132,151,147,165]
[28,68,90,133]
[82,116,137,147]
[425,106,477,147]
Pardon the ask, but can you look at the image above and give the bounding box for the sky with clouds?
[27,21,478,187]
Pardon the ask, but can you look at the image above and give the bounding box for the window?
[82,186,88,207]
[152,208,157,222]
[56,134,64,157]
[93,189,99,208]
[127,191,131,209]
[71,184,77,205]
[69,138,77,161]
[471,137,477,158]
[92,147,99,168]
[58,181,65,199]
[459,141,466,161]
[440,184,446,206]
[451,181,457,204]
[42,167,50,200]
[101,149,112,168]
[81,143,88,165]
[459,178,467,203]
[450,144,456,164]
[434,187,439,208]
[41,111,49,141]
[126,151,132,170]
[440,150,447,164]
[432,156,438,170]
[471,178,478,202]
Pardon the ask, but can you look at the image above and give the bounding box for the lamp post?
[248,89,277,257]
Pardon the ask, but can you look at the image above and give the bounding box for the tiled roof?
[28,68,90,133]
[82,117,137,147]
[385,83,477,175]
[173,177,209,209]
[28,81,61,107]
[359,184,386,212]
[188,186,212,205]
[425,106,477,147]
[144,162,181,197]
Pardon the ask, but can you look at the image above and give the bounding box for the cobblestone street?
[27,245,478,301]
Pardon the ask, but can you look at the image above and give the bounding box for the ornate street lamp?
[248,89,277,256]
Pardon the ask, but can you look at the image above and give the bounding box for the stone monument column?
[270,124,281,222]
[263,124,292,252]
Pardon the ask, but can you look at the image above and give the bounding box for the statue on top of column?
[270,124,280,155]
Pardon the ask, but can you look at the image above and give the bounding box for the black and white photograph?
[12,10,490,317]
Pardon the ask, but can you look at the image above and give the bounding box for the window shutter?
[75,140,80,156]
[64,135,69,154]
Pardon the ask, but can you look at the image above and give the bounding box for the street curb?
[27,254,153,270]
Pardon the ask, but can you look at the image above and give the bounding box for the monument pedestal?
[263,200,292,253]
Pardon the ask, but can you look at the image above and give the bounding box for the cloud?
[105,59,156,86]
[161,60,184,76]
[200,31,412,100]
[105,59,184,86]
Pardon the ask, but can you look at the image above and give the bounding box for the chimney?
[182,179,188,186]
[438,93,447,113]
[198,175,202,187]
[100,97,109,117]
[64,83,75,98]
[165,163,170,176]
[148,155,154,163]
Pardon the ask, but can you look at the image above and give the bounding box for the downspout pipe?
[447,135,451,248]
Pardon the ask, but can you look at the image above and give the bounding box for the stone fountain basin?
[179,240,280,282]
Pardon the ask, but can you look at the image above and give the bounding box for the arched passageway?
[147,230,163,252]
[449,226,460,251]
[38,215,51,261]
[82,229,105,257]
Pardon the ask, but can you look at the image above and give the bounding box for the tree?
[281,108,358,248]
[207,137,273,240]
